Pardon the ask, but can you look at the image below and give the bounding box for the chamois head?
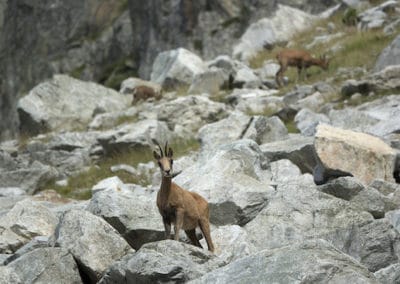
[153,141,174,178]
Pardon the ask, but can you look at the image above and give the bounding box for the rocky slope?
[1,0,400,283]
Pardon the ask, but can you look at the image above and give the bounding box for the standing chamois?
[275,49,329,87]
[153,141,215,252]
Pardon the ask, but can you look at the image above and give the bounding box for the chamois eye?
[158,162,161,167]
[170,160,173,165]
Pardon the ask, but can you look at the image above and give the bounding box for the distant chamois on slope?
[275,49,329,87]
[153,141,215,252]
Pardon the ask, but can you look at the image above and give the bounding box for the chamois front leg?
[163,217,172,239]
[174,208,184,241]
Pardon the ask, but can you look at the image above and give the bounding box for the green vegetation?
[44,138,200,200]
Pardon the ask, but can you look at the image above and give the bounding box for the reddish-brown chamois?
[275,49,329,87]
[131,85,162,105]
[153,141,215,252]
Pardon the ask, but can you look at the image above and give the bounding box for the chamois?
[275,49,329,87]
[131,85,162,105]
[153,141,215,252]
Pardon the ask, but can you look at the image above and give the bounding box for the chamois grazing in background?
[275,49,329,87]
[131,85,162,105]
[153,141,215,252]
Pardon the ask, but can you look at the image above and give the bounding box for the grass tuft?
[42,138,200,200]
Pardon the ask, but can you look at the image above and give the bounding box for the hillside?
[1,0,400,283]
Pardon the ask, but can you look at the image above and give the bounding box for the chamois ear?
[153,150,161,160]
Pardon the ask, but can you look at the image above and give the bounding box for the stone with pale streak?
[315,124,396,184]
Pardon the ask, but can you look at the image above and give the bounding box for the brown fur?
[131,85,162,105]
[153,142,215,252]
[275,49,329,87]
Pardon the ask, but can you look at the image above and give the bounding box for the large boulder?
[156,95,228,137]
[0,199,58,253]
[0,159,58,194]
[150,48,206,90]
[315,124,397,184]
[6,248,82,284]
[174,140,273,226]
[197,112,252,152]
[233,5,317,62]
[17,74,131,136]
[53,209,133,283]
[374,33,400,72]
[0,266,22,284]
[99,240,223,284]
[260,134,316,173]
[192,239,379,284]
[227,88,282,114]
[188,67,226,95]
[97,119,176,155]
[87,177,164,250]
[199,225,256,263]
[243,116,289,144]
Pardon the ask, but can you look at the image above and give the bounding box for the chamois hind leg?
[163,218,172,239]
[199,219,215,253]
[185,229,203,248]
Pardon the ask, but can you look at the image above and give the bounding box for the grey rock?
[175,140,273,226]
[243,115,289,144]
[198,111,252,152]
[192,239,379,284]
[150,48,206,89]
[200,225,256,263]
[294,108,330,136]
[244,171,373,251]
[156,95,228,136]
[0,159,58,195]
[318,177,397,218]
[100,240,224,284]
[0,199,58,253]
[0,0,132,141]
[295,91,339,112]
[374,34,400,71]
[358,0,398,31]
[233,5,317,62]
[188,67,226,95]
[89,107,138,131]
[0,187,26,197]
[17,74,131,136]
[53,209,133,283]
[318,177,364,201]
[7,247,82,284]
[328,108,379,133]
[375,263,400,284]
[283,84,315,106]
[227,88,283,114]
[4,236,50,265]
[260,134,316,173]
[232,66,262,89]
[87,177,164,250]
[366,65,400,92]
[334,218,400,272]
[0,266,22,284]
[97,119,175,155]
